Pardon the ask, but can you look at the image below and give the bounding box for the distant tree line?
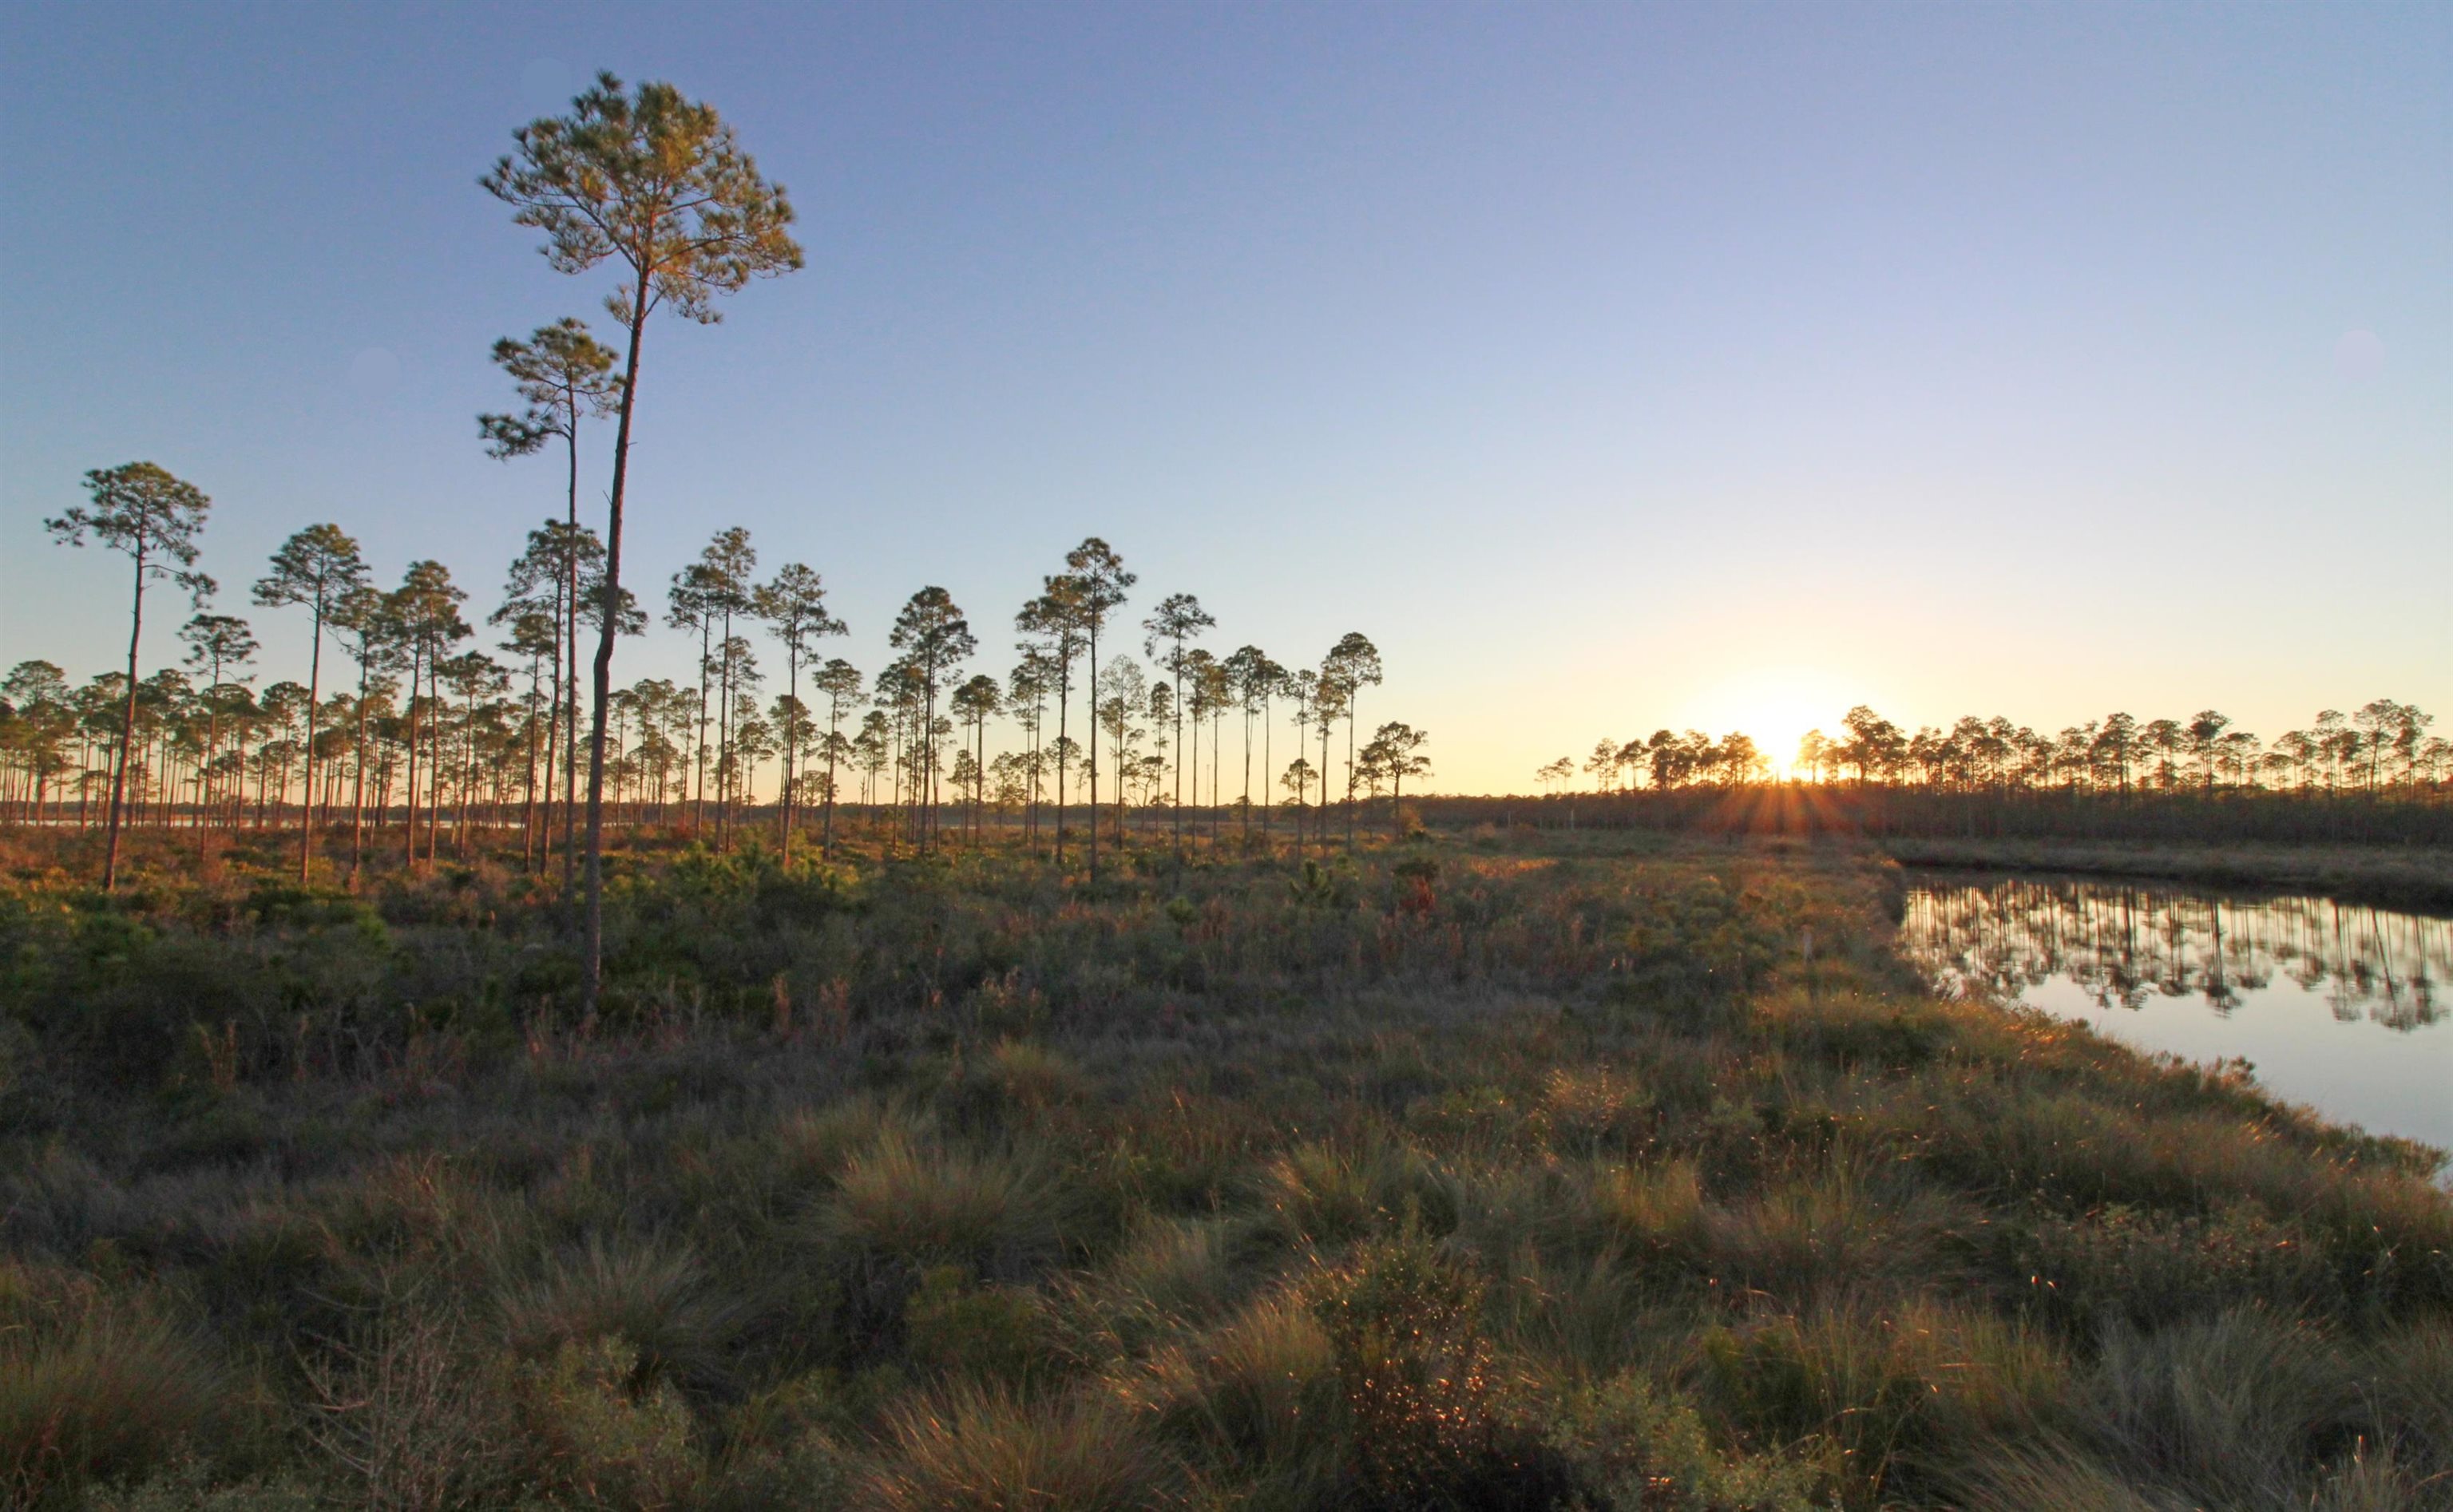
[1480,703,2453,848]
[1537,701,2446,802]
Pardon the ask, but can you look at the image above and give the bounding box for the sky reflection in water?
[1900,874,2452,1154]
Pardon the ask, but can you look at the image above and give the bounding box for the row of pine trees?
[6,509,1417,874]
[1539,700,2443,798]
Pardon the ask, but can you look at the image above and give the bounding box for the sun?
[1688,669,1853,779]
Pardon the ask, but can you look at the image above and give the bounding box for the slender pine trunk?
[297,608,323,882]
[822,702,839,857]
[692,616,711,841]
[581,280,651,1022]
[101,548,147,890]
[780,643,799,864]
[1086,626,1100,880]
[562,422,581,897]
[1054,654,1070,866]
[402,648,422,869]
[348,657,370,882]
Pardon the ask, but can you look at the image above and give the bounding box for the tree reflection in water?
[1900,875,2447,1032]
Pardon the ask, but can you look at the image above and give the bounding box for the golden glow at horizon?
[1686,669,1854,780]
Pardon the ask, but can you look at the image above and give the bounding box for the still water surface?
[1899,873,2452,1154]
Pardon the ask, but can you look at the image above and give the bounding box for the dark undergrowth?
[2,827,2447,1509]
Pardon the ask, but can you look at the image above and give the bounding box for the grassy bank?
[2,830,2447,1509]
[1876,835,2453,912]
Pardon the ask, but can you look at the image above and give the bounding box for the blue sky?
[2,2,2445,791]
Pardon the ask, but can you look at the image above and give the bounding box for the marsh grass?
[1,829,2445,1506]
[863,1382,1183,1511]
[0,1273,225,1505]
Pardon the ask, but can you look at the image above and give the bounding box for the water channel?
[1898,872,2453,1154]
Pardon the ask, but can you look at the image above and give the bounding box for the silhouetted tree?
[752,562,846,862]
[1007,649,1056,847]
[666,560,723,837]
[1141,592,1214,856]
[888,588,977,850]
[46,463,216,889]
[952,673,1001,842]
[1321,632,1382,850]
[500,604,558,866]
[810,658,862,856]
[1361,721,1430,835]
[1096,655,1146,846]
[1536,756,1574,800]
[1060,540,1134,880]
[177,612,256,844]
[254,524,368,880]
[386,561,470,866]
[479,319,621,860]
[327,584,395,877]
[495,520,609,889]
[485,70,802,1015]
[1222,646,1277,845]
[1016,580,1088,863]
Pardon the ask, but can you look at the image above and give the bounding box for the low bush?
[1313,1230,1565,1510]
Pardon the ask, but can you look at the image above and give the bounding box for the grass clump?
[498,1237,746,1396]
[819,1130,1075,1280]
[862,1383,1183,1511]
[1700,1296,2067,1504]
[0,1282,225,1506]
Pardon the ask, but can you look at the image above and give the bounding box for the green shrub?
[2360,1317,2453,1482]
[904,1265,1062,1386]
[1612,873,1785,1011]
[1945,1439,2181,1512]
[515,1336,701,1510]
[499,1237,745,1396]
[1544,1370,1831,1511]
[85,1458,323,1512]
[1055,1214,1252,1376]
[937,1037,1086,1131]
[1540,1065,1658,1153]
[295,1302,518,1511]
[2076,1308,2372,1508]
[1589,1158,1710,1261]
[1313,1231,1559,1509]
